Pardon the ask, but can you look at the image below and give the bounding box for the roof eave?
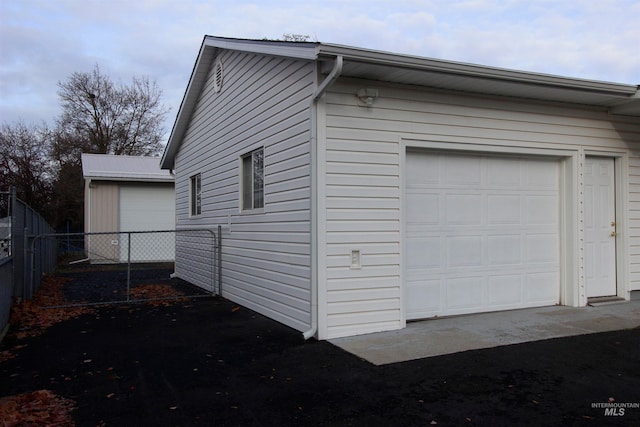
[85,176,174,183]
[318,43,638,98]
[161,38,640,170]
[203,36,320,60]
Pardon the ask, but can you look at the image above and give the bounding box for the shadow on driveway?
[1,298,638,426]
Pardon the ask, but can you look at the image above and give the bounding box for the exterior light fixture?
[357,88,379,106]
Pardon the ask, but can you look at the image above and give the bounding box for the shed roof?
[161,36,640,169]
[82,153,173,183]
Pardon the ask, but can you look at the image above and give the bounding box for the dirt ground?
[1,296,639,426]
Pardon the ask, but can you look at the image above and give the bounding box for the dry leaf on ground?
[129,284,187,306]
[8,276,94,340]
[0,389,76,426]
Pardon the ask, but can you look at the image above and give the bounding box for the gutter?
[609,86,640,116]
[303,55,343,341]
[318,44,637,96]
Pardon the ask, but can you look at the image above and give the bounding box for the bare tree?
[56,64,169,155]
[49,129,87,231]
[0,121,53,215]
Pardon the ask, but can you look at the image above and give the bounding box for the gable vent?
[212,58,224,93]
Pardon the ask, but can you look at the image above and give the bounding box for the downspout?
[303,55,343,340]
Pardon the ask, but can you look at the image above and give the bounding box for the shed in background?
[81,154,175,263]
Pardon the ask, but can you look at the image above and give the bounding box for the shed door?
[405,150,560,320]
[119,185,175,262]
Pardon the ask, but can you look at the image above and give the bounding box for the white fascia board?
[85,175,174,183]
[203,36,320,60]
[318,43,638,97]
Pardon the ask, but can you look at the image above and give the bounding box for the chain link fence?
[1,191,11,337]
[0,191,10,259]
[2,187,57,337]
[30,228,220,307]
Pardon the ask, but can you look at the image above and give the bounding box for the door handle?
[610,231,617,237]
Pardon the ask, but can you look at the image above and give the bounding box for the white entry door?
[405,151,560,320]
[584,157,617,297]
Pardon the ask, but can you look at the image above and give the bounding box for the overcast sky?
[2,0,639,142]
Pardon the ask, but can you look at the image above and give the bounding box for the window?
[241,148,264,211]
[190,173,201,216]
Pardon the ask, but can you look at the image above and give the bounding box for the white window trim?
[239,147,265,213]
[190,173,202,217]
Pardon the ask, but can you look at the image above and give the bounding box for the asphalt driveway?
[1,297,638,426]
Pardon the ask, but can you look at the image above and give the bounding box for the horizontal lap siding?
[322,79,640,339]
[629,157,640,288]
[323,84,403,338]
[174,50,315,332]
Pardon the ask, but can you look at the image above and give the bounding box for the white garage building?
[82,153,175,263]
[160,36,640,340]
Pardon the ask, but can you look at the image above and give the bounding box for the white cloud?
[1,0,638,137]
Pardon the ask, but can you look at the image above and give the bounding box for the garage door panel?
[487,159,522,186]
[447,236,483,267]
[488,235,522,265]
[120,186,175,231]
[405,151,560,320]
[525,234,559,263]
[446,277,484,310]
[406,192,440,225]
[525,272,559,303]
[525,161,559,188]
[406,280,440,316]
[407,152,439,184]
[119,186,175,262]
[407,237,441,269]
[526,195,558,224]
[445,156,481,185]
[487,195,521,224]
[488,275,523,305]
[445,194,482,225]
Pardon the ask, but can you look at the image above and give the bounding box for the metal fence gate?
[29,228,221,307]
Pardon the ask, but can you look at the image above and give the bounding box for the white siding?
[173,49,316,332]
[629,156,640,286]
[321,78,640,339]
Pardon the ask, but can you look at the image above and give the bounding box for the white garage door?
[405,150,560,320]
[119,185,175,262]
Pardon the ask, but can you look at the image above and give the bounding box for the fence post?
[9,187,16,291]
[23,229,28,299]
[217,225,222,295]
[126,232,131,301]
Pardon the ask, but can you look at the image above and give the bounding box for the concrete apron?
[329,300,640,365]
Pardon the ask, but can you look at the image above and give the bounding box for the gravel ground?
[1,296,638,426]
[53,262,211,305]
